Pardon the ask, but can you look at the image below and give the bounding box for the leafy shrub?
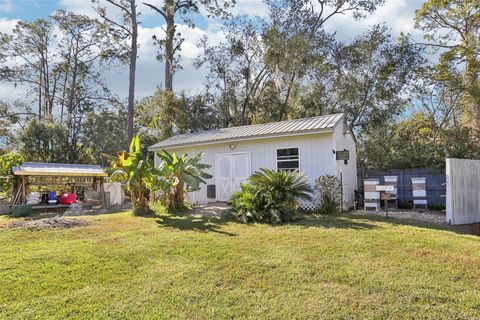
[230,168,313,224]
[155,150,212,212]
[106,135,161,211]
[132,206,156,217]
[0,152,25,198]
[315,175,341,214]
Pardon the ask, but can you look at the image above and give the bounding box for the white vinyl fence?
[446,158,480,225]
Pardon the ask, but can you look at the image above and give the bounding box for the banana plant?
[106,136,166,210]
[156,149,212,211]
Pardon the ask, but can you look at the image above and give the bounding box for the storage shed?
[149,113,357,209]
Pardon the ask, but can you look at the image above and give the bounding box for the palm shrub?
[156,149,212,212]
[230,168,313,224]
[315,175,342,214]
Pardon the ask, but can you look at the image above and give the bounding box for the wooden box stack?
[412,177,427,209]
[384,176,398,208]
[364,179,380,211]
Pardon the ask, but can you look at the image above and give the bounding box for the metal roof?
[149,113,345,150]
[12,162,107,177]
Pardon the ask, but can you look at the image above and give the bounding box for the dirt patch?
[8,217,90,230]
[352,209,446,225]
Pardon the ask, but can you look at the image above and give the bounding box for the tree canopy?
[1,0,479,171]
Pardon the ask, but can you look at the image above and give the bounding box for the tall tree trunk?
[127,0,138,146]
[142,0,176,91]
[44,45,51,119]
[38,74,42,121]
[278,71,296,121]
[164,12,175,92]
[463,31,480,134]
[67,46,79,163]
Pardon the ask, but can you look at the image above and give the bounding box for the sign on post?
[336,150,350,161]
[376,185,394,192]
[375,185,394,218]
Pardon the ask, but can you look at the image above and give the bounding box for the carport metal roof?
[12,162,107,177]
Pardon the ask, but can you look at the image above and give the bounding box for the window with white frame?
[276,148,299,172]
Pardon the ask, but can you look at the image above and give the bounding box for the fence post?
[400,171,404,205]
[445,158,453,225]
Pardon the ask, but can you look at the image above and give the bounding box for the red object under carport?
[60,193,77,205]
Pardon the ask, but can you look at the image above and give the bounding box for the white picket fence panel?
[446,158,480,225]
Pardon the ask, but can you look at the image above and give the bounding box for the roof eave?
[13,172,108,177]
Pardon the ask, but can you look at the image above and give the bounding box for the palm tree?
[231,168,313,224]
[249,168,313,206]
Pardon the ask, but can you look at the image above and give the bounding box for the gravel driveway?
[352,209,446,225]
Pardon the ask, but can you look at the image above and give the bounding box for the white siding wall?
[333,121,358,208]
[446,158,480,225]
[155,133,337,204]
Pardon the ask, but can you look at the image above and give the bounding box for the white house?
[149,113,357,210]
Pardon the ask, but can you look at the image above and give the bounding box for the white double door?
[215,152,251,201]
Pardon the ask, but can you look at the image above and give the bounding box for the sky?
[0,0,427,105]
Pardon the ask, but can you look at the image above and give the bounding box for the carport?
[11,162,107,209]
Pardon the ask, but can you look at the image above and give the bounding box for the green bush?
[132,206,156,217]
[155,149,212,212]
[0,152,25,199]
[230,168,313,224]
[315,175,341,214]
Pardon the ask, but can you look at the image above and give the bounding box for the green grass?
[1,211,480,319]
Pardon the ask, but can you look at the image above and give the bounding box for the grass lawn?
[1,211,480,319]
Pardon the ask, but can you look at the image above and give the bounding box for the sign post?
[376,185,394,218]
[335,150,350,161]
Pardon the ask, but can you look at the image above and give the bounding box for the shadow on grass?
[335,212,480,236]
[5,205,132,221]
[290,214,379,230]
[154,213,479,237]
[155,214,236,236]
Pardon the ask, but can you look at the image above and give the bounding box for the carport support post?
[21,176,26,205]
[384,192,388,219]
[100,177,107,208]
[380,191,388,219]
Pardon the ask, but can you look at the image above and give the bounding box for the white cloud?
[0,83,25,105]
[0,0,12,13]
[0,18,22,104]
[58,0,134,19]
[58,0,96,15]
[0,17,17,34]
[103,23,224,100]
[59,0,179,18]
[230,0,268,17]
[324,0,425,41]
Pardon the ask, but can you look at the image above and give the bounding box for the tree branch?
[106,0,132,17]
[143,2,167,20]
